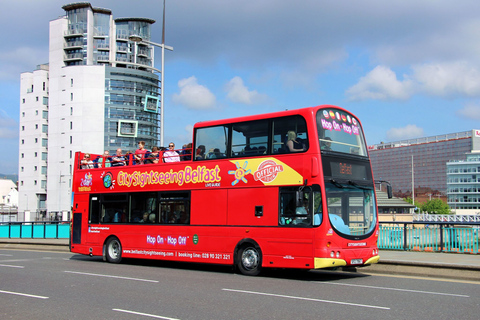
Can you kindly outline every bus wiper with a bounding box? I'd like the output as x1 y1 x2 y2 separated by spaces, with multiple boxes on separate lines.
348 180 370 190
330 179 344 188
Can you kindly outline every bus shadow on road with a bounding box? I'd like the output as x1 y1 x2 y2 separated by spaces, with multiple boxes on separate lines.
69 254 371 281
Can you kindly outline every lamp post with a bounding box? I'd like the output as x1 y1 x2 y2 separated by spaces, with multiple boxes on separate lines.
129 1 173 147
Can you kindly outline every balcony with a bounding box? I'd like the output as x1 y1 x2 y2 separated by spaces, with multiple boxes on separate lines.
64 53 84 62
64 41 84 49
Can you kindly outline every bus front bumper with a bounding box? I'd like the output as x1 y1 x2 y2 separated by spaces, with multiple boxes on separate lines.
314 255 379 269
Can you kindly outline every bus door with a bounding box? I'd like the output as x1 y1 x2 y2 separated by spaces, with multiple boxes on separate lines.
85 195 101 245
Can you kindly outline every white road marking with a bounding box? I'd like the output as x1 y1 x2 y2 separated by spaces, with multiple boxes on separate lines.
64 270 159 283
319 282 470 298
0 264 24 268
113 308 179 320
222 288 390 310
0 289 48 299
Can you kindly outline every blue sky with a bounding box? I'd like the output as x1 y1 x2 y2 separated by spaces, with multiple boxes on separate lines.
2 0 480 175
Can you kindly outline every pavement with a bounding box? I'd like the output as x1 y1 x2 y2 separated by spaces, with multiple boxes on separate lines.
0 238 479 281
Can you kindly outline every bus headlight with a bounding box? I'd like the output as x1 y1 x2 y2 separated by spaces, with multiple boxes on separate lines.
336 251 341 258
330 251 335 258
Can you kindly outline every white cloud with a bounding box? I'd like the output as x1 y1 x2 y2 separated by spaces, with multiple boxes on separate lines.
172 76 216 110
412 62 480 97
386 124 424 141
225 76 268 105
347 62 480 101
457 103 480 120
346 66 412 101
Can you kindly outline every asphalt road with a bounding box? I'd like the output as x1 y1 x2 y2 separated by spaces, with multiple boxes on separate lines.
1 249 479 320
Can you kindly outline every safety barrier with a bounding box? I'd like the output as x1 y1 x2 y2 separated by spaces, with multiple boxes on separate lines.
378 222 480 253
0 221 70 239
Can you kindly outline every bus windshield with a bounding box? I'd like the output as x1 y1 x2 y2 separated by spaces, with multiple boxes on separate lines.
317 108 367 156
325 181 376 237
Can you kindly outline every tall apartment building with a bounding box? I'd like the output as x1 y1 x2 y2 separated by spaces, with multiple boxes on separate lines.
19 2 162 220
368 130 480 199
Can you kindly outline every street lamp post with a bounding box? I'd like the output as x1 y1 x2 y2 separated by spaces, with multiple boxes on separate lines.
129 1 173 147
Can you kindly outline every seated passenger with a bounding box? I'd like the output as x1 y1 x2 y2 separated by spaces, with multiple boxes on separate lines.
180 143 192 161
140 212 150 223
81 154 94 169
145 146 160 164
97 150 111 168
163 142 180 162
321 137 332 151
286 131 304 152
196 145 206 160
111 148 126 166
134 141 148 164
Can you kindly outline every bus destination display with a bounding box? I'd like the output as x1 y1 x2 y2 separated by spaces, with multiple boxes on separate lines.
330 161 368 180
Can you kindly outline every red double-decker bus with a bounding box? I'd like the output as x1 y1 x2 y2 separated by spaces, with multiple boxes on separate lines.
70 105 389 275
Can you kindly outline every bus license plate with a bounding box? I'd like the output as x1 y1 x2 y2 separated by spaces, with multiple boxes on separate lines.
351 259 363 265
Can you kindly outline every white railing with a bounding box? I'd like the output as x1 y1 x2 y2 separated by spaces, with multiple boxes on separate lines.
414 213 480 223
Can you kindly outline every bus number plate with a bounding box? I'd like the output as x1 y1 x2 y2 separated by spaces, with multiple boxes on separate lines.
351 259 363 265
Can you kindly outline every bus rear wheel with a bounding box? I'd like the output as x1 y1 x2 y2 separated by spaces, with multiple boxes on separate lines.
237 245 262 276
106 237 122 263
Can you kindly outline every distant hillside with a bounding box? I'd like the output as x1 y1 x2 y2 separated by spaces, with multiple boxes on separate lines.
0 174 18 183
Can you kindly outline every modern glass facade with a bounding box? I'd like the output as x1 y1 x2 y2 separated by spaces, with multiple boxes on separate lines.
447 153 480 209
104 67 160 151
369 131 476 197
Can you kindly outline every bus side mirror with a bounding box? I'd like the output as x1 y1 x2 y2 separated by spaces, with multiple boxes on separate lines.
296 191 304 207
387 185 393 199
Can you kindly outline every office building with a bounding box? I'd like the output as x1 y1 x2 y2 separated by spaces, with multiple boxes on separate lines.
447 153 480 212
19 2 162 220
369 130 480 200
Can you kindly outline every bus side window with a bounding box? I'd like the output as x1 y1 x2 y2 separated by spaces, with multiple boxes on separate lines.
89 196 100 224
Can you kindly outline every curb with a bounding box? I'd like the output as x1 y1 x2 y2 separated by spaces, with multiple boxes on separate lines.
362 260 480 282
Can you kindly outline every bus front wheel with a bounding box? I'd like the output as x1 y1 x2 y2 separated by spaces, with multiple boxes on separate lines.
105 237 122 263
236 245 262 276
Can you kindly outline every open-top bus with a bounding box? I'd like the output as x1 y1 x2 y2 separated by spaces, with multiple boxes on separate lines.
71 105 388 275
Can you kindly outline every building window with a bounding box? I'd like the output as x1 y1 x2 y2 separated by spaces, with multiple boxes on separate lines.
22 112 25 117
35 124 38 129
42 110 48 119
35 138 38 143
22 99 25 104
70 136 73 144
42 138 48 147
36 96 39 102
36 110 39 116
43 97 48 105
71 78 74 87
21 153 24 158
35 152 38 157
43 82 46 91
71 93 73 101
34 180 37 186
21 139 24 144
41 166 47 174
34 166 38 171
70 107 73 115
42 124 48 133
21 181 23 186
22 126 25 131
41 180 47 189
42 152 47 160
70 121 73 130
21 167 24 172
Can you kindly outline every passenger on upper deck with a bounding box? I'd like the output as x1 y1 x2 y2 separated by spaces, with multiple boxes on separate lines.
196 145 206 160
134 141 148 164
163 142 180 162
97 150 111 168
81 153 94 169
180 143 192 161
145 146 160 164
111 148 126 166
286 131 305 152
321 137 332 151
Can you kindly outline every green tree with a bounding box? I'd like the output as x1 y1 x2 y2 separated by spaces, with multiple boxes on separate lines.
403 197 420 213
420 199 451 214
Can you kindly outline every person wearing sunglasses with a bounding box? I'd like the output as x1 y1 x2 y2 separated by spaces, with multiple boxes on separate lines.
163 142 180 162
81 153 94 169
